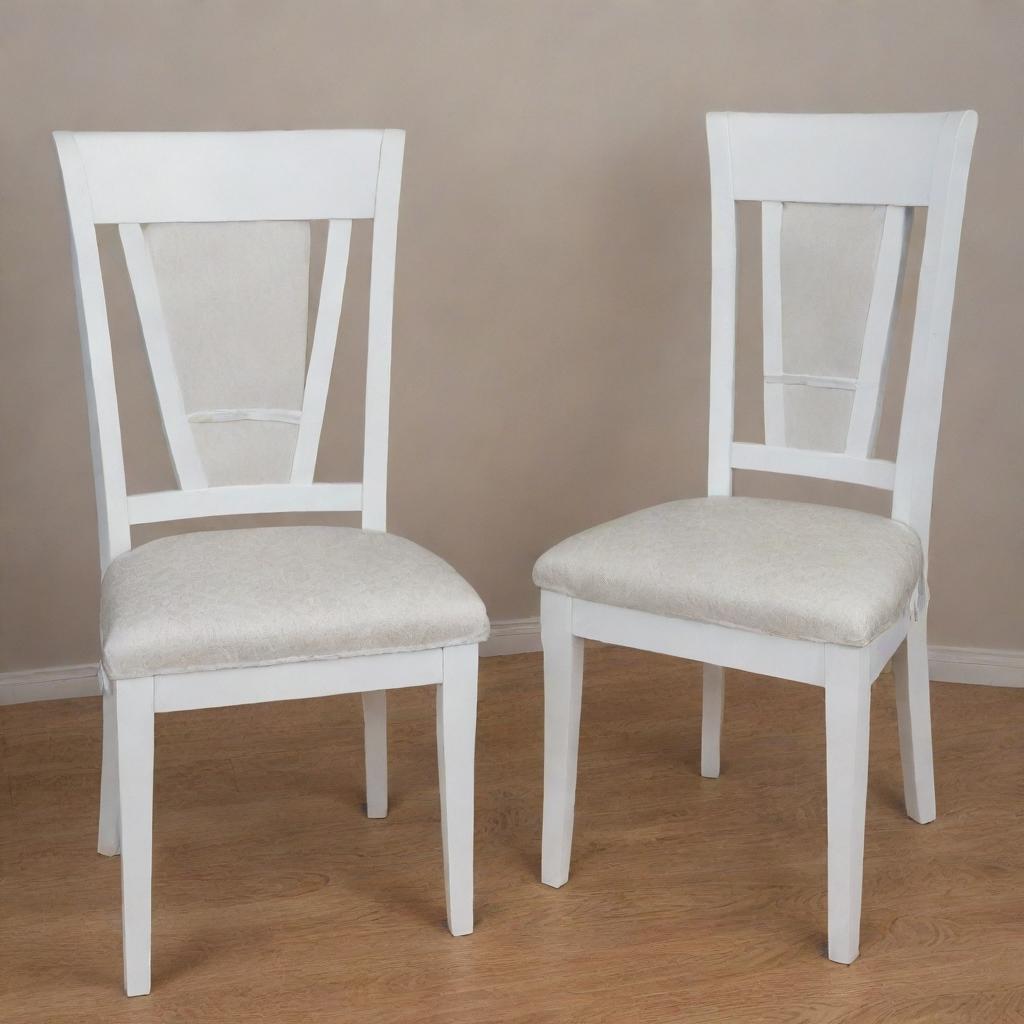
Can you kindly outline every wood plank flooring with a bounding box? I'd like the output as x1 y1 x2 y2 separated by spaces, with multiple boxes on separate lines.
1 645 1022 1023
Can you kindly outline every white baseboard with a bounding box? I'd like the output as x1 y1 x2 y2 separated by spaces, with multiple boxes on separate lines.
480 617 543 657
1 623 1020 706
0 663 103 705
927 645 1024 687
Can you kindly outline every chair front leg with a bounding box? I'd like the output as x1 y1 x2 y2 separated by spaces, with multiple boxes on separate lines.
437 643 478 936
893 615 936 824
700 663 725 778
361 690 388 818
540 590 584 888
823 647 872 964
98 673 121 856
114 677 155 997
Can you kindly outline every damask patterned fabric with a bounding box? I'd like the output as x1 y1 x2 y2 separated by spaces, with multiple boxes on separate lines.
102 526 490 679
533 497 922 647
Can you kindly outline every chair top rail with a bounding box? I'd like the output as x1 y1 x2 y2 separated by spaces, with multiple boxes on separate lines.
55 129 393 224
710 112 960 206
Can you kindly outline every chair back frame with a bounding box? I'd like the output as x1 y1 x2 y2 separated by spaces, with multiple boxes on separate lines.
54 129 406 571
705 111 977 563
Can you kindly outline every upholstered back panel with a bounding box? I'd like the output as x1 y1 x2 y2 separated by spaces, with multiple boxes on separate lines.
762 201 902 456
780 204 885 378
138 221 311 486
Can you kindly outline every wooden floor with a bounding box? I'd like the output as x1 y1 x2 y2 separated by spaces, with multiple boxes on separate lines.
1 646 1022 1023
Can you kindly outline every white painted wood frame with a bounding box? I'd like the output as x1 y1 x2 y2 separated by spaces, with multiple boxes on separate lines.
54 128 480 996
539 111 977 965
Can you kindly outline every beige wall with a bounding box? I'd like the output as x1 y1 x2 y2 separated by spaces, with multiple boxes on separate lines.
1 0 1022 672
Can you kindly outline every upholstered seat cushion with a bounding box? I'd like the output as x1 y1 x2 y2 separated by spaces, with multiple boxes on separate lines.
533 497 923 647
101 526 490 679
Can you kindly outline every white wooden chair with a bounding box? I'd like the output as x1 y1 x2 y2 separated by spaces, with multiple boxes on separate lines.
533 111 977 963
54 129 488 996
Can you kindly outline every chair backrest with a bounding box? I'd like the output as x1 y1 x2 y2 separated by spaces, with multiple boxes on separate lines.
705 111 977 559
54 129 405 570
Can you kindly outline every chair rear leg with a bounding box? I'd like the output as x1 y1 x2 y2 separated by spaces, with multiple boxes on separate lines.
437 644 478 936
893 616 936 824
98 677 121 856
701 664 725 778
823 647 872 964
361 690 388 818
540 590 585 888
114 677 155 997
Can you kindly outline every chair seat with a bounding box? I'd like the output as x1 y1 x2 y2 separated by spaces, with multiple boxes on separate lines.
101 526 490 679
533 497 924 647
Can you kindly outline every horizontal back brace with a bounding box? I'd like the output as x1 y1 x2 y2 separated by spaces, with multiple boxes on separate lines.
730 443 897 490
127 483 363 525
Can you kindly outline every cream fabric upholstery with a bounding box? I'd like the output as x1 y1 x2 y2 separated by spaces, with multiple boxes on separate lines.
775 202 885 453
782 385 855 452
533 497 923 647
780 203 884 378
102 526 490 679
144 221 310 486
188 420 300 486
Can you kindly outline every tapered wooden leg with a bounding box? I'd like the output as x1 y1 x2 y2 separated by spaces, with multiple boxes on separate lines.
98 676 121 856
361 690 388 818
437 644 478 936
893 617 936 824
540 590 585 889
115 677 155 997
701 664 725 778
824 647 872 965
